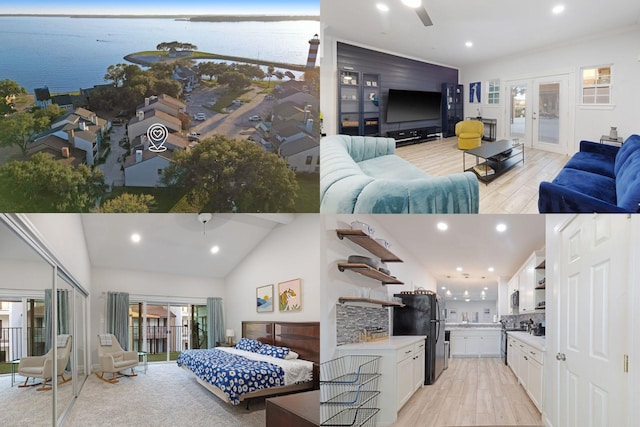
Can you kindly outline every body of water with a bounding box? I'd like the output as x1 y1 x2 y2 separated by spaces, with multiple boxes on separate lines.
0 16 319 93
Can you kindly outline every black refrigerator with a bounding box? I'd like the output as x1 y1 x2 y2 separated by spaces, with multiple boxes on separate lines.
393 291 446 385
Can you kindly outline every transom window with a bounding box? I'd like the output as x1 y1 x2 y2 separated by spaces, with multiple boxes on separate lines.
581 66 611 105
487 80 500 105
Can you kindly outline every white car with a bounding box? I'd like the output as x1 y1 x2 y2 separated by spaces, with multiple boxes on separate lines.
249 115 261 122
232 100 243 105
194 113 206 121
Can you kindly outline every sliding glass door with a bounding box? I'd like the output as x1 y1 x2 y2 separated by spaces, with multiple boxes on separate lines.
130 302 207 362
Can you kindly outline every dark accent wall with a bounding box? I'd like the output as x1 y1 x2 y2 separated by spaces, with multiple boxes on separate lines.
337 42 459 136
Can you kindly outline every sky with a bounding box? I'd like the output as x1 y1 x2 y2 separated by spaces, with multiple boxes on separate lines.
1 0 319 15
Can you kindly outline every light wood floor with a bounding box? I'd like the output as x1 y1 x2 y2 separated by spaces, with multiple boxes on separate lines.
394 358 543 427
396 138 569 214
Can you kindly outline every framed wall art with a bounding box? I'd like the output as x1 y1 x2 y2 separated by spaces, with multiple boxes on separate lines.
278 279 301 312
256 284 274 313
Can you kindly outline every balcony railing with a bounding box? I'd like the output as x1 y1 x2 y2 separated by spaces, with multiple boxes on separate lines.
129 325 206 355
0 326 46 363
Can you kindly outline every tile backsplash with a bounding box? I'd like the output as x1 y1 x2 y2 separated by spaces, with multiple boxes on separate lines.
501 312 546 329
336 304 389 346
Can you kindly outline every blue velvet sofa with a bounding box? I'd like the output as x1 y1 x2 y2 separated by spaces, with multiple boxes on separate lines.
320 134 479 213
538 134 640 213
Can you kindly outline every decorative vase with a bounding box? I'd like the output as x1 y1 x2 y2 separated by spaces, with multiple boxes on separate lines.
609 127 618 139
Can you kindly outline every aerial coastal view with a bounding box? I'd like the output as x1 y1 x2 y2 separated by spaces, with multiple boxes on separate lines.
0 0 320 212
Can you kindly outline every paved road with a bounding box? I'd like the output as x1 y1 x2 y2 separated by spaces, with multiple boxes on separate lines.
98 124 127 188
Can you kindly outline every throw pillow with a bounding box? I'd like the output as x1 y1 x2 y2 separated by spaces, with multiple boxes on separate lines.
257 344 290 359
235 337 263 352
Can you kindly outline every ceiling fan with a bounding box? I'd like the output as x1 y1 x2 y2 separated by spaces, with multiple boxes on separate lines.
402 0 434 26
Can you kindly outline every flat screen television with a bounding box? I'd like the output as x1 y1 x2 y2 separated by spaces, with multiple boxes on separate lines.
386 89 442 123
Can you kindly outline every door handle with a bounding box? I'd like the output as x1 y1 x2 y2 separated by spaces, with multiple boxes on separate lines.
556 353 566 361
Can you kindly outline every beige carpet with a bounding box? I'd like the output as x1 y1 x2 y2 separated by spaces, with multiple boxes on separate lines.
1 363 266 427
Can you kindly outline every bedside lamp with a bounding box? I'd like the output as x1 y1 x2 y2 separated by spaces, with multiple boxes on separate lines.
226 329 235 345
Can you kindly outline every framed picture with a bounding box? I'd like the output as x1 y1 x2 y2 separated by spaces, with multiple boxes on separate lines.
256 284 274 313
469 82 481 103
278 278 302 312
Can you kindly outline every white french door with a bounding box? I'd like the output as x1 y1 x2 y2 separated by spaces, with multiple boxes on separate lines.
557 215 629 427
506 74 570 154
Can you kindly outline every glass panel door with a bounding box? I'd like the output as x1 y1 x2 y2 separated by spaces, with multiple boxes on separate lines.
508 82 529 145
532 75 569 154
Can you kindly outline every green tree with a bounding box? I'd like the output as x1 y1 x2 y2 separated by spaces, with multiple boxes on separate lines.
150 62 174 80
104 63 127 87
233 64 265 80
0 153 106 212
0 112 50 156
100 193 156 213
153 79 182 99
163 135 298 212
217 71 251 90
0 79 26 99
123 64 143 84
197 62 228 81
33 104 66 123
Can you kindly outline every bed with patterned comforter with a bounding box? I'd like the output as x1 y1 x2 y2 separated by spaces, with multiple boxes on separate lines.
176 347 312 405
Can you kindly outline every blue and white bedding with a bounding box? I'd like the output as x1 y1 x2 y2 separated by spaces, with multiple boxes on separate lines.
177 347 313 405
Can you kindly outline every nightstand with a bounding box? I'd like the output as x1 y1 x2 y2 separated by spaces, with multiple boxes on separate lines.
216 341 236 347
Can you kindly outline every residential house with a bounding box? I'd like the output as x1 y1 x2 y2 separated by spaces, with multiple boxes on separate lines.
136 94 186 118
30 108 107 165
51 94 74 111
33 87 51 108
123 149 174 187
127 109 182 142
279 134 320 173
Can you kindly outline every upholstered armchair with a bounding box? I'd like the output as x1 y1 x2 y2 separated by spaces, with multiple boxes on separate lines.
455 120 484 149
18 334 72 391
96 334 138 383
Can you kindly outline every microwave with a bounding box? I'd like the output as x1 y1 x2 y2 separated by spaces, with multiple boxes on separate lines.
510 290 519 308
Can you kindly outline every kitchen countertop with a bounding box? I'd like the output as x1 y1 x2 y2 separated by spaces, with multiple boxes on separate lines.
446 324 501 330
338 335 426 351
507 331 546 351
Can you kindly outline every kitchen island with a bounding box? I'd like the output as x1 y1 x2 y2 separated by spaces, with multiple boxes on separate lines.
338 336 426 426
446 323 501 357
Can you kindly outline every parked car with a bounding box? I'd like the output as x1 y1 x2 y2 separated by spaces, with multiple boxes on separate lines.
249 115 261 122
232 100 243 105
265 95 274 100
194 113 206 121
188 132 200 141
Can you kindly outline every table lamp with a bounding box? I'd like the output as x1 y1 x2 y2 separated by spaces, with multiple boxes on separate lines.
226 329 235 345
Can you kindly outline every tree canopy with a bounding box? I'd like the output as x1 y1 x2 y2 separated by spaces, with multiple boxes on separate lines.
100 193 156 213
217 71 252 90
0 153 106 212
0 79 26 99
156 41 198 51
0 112 50 156
163 135 298 212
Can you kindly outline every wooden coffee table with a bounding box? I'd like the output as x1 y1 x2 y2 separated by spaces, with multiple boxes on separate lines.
463 139 524 184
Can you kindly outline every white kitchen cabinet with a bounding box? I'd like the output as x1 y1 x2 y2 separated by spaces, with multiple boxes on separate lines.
507 332 545 412
518 253 537 313
450 329 500 357
338 336 426 426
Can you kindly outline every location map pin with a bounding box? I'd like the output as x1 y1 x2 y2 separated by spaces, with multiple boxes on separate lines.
147 123 169 153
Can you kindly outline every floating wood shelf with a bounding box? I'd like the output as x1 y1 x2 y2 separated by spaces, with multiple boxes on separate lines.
336 229 403 263
535 260 546 269
338 296 405 308
535 306 546 310
535 285 546 290
337 262 404 285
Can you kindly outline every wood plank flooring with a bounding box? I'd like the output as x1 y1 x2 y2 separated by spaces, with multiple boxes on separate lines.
396 138 569 214
394 358 543 427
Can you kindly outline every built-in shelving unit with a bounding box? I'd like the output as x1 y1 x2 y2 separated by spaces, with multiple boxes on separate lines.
337 263 404 285
336 229 403 263
535 258 546 310
338 296 405 308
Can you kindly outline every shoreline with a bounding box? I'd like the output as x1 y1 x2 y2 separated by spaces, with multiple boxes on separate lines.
0 14 319 21
124 51 309 72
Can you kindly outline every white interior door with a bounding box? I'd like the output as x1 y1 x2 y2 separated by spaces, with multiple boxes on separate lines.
558 215 629 427
506 80 530 146
532 75 569 154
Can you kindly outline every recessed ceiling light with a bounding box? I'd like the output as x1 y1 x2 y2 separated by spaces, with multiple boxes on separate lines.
465 298 470 302
552 5 565 14
402 0 421 8
496 223 507 232
210 245 220 254
484 287 489 290
130 233 141 243
446 290 452 296
437 222 448 231
488 267 495 272
456 267 463 272
464 290 469 296
481 290 486 296
465 41 473 48
441 286 446 290
453 297 457 300
376 3 389 12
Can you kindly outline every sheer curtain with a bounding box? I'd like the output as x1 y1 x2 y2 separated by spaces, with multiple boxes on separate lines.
44 289 70 352
206 297 224 348
107 292 130 350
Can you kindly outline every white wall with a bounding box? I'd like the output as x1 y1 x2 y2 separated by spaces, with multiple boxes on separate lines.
320 214 437 361
461 26 640 154
445 299 498 323
224 215 321 343
0 259 52 294
125 156 170 187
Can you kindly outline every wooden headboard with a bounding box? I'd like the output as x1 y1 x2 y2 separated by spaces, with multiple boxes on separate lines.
241 321 320 365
